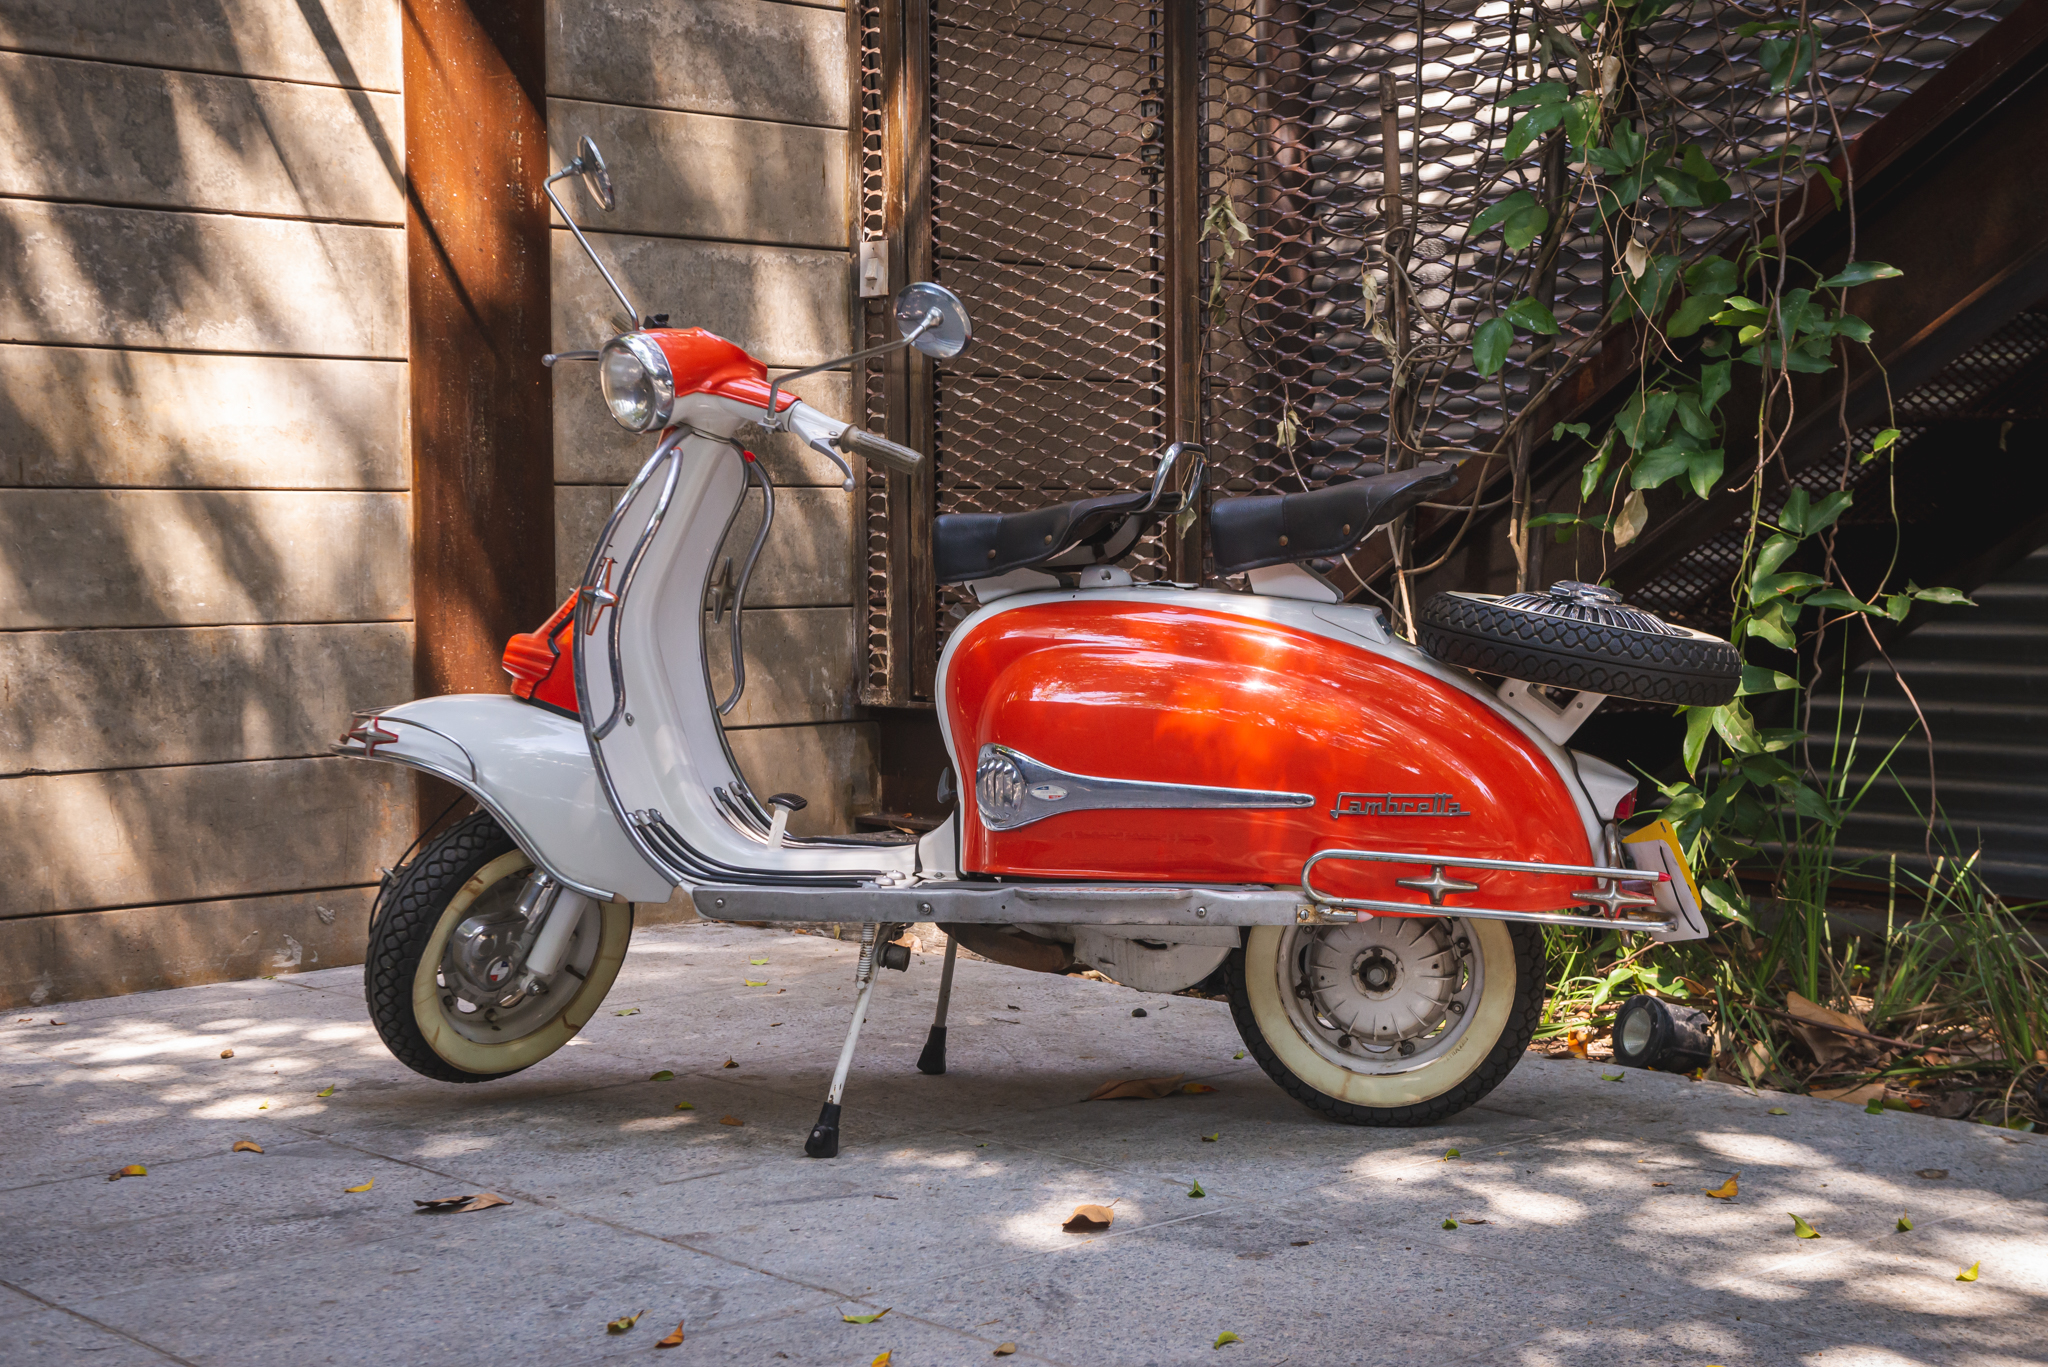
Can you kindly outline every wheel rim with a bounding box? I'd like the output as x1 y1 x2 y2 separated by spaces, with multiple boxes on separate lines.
433 865 605 1046
1278 918 1483 1076
408 850 633 1074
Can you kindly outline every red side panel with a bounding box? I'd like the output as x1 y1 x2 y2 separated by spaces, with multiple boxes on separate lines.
502 591 581 716
942 601 1592 908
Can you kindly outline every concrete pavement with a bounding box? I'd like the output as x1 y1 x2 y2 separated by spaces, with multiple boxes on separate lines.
3 921 2045 1366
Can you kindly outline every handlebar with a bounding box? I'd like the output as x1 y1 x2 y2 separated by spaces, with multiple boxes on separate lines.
834 425 925 476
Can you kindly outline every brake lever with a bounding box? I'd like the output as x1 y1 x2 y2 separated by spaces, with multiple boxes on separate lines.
802 436 858 492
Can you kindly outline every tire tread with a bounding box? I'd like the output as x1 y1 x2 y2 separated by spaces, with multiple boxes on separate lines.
363 810 521 1084
1226 923 1545 1127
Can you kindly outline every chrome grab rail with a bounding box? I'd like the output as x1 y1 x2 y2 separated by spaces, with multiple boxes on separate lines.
1300 846 1671 933
578 426 689 740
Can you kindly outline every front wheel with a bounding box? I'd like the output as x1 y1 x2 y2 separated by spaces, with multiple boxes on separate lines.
365 809 632 1083
1228 917 1542 1126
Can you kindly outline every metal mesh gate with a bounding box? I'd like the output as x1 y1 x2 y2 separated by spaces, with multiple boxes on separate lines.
860 0 2020 703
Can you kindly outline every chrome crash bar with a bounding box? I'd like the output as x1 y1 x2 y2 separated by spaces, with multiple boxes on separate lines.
1299 846 1673 933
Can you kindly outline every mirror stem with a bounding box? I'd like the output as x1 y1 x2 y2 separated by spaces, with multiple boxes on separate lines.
544 171 638 324
759 310 940 432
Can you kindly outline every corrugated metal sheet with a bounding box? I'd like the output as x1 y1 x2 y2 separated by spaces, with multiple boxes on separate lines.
1814 545 2048 900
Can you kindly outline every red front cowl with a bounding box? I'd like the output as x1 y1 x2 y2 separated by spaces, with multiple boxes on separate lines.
502 591 581 716
942 600 1593 908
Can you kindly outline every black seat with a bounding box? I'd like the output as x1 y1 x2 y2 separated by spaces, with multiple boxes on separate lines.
1209 462 1459 576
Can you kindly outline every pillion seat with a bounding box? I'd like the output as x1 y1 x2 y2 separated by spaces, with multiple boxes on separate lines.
1208 462 1457 576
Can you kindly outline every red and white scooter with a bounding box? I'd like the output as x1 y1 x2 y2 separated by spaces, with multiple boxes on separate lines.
339 141 1739 1154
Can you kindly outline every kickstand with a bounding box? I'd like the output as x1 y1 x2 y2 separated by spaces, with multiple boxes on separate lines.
916 933 958 1075
806 923 885 1158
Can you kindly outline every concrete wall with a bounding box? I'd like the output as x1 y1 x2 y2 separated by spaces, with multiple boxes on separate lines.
0 1 413 1005
547 0 872 836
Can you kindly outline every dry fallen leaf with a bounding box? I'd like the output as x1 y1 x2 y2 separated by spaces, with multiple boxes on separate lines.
1188 1179 1206 1198
1897 1212 1914 1231
607 1310 645 1334
1789 1213 1820 1238
1214 1332 1242 1349
994 1344 1017 1357
1957 1261 1981 1282
1811 1080 1886 1106
872 1353 892 1367
719 1115 744 1127
413 1193 510 1214
108 1164 146 1181
656 1319 685 1349
1063 1204 1114 1232
232 1141 263 1154
1567 1030 1589 1059
1652 1182 1671 1187
1181 1083 1218 1095
315 1085 335 1098
722 1058 739 1069
1784 991 1874 1070
1917 1169 1949 1180
650 1070 674 1081
220 1049 234 1059
1086 1073 1185 1101
1704 1174 1739 1200
344 1180 374 1193
841 1308 891 1324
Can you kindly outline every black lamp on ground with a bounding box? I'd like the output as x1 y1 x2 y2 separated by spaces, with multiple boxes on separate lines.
1611 994 1715 1073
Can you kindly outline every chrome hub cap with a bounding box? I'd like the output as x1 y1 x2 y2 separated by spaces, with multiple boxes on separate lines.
1279 917 1482 1074
435 874 600 1043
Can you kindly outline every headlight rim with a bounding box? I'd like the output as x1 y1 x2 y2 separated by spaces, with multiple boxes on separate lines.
598 331 676 433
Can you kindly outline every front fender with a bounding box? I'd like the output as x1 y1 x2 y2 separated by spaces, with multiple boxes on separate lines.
336 695 674 903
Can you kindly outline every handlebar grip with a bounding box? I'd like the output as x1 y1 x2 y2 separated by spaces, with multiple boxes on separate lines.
834 425 925 476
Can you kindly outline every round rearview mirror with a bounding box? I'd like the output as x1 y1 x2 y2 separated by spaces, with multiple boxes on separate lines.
893 282 971 359
576 136 616 212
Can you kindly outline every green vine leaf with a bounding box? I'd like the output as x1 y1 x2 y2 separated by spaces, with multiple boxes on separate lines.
1681 706 1716 777
1472 316 1514 376
1504 297 1561 334
1738 665 1797 696
1819 261 1904 289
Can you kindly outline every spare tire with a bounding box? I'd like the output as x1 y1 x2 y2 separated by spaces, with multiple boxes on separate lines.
1418 582 1740 706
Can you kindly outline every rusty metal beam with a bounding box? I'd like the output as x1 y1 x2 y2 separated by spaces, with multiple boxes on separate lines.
1162 0 1205 579
404 0 552 767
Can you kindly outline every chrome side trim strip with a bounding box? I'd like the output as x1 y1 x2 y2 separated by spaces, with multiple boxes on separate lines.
974 743 1315 831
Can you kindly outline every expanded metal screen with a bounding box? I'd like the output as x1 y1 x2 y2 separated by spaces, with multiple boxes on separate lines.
860 0 2020 701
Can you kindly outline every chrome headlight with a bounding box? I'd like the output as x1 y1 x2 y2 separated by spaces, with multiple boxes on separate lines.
598 332 674 432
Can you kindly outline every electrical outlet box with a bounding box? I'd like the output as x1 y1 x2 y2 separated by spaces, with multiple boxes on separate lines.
858 238 888 298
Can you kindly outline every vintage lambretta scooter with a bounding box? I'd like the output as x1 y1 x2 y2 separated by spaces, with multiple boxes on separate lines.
339 140 1742 1155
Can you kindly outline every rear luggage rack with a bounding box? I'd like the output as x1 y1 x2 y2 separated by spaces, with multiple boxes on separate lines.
1300 847 1673 933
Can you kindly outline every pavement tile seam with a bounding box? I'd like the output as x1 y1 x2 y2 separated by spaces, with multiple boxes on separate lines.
0 1277 197 1366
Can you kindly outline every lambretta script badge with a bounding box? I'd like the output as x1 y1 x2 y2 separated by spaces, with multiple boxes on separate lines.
1330 792 1470 818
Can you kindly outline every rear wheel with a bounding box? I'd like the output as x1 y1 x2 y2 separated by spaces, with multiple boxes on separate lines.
1228 917 1541 1125
365 810 632 1082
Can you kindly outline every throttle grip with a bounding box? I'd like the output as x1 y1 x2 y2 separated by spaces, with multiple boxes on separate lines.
834 425 925 475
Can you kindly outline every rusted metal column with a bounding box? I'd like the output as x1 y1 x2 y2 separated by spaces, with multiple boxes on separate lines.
404 0 553 778
1163 0 1207 580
